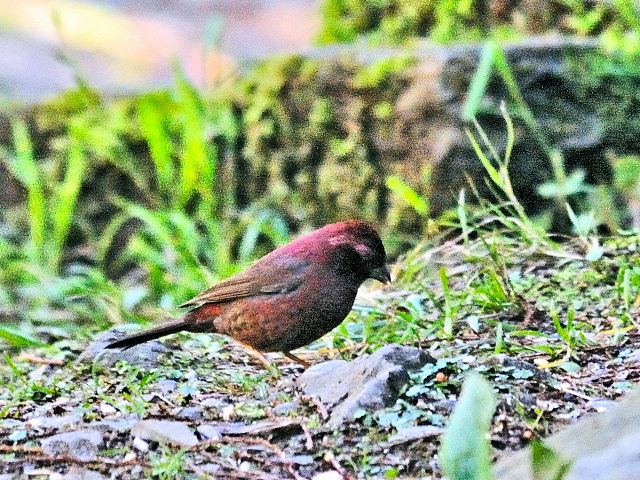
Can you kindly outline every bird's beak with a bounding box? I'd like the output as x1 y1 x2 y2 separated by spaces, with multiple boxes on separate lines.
370 265 391 284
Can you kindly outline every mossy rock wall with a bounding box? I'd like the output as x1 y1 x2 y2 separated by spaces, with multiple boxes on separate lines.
229 37 639 235
2 37 639 259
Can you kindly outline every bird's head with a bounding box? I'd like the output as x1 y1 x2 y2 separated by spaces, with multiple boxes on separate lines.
322 220 391 285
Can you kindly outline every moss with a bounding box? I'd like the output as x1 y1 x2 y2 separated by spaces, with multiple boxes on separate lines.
317 0 637 45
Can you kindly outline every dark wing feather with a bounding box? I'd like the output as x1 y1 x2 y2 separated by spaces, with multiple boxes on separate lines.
180 255 310 309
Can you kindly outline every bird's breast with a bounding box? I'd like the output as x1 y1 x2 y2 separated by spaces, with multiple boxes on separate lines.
215 274 360 352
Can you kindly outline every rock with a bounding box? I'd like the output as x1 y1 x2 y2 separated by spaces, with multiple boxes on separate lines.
76 326 168 368
65 467 108 480
156 379 178 394
131 420 198 448
277 455 314 466
312 472 343 480
195 420 300 437
40 430 103 461
586 398 619 413
197 424 223 441
273 401 301 416
27 414 82 430
494 387 640 480
566 431 640 480
199 464 223 474
89 415 138 432
386 425 444 447
297 344 432 426
132 436 149 452
99 403 117 416
176 407 204 421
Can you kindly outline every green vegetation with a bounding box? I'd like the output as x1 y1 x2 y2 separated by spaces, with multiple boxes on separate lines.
318 0 640 45
1 0 640 477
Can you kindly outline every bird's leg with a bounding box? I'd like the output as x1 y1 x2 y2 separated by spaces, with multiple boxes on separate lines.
239 343 280 375
282 351 311 369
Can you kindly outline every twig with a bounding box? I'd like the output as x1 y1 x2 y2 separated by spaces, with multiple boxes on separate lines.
18 354 65 366
300 421 314 450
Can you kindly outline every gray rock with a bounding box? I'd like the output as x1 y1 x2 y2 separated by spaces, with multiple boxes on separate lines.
88 415 138 432
27 414 81 430
278 455 314 466
195 420 297 437
312 472 343 480
76 326 168 368
567 431 640 480
197 424 223 441
199 464 223 474
0 419 23 430
156 379 178 394
131 419 198 448
297 344 432 426
273 401 301 416
177 406 204 421
386 425 444 447
40 430 103 461
494 387 640 480
65 467 108 480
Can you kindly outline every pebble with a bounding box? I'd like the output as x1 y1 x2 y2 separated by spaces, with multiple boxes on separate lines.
99 403 117 416
312 472 344 480
131 419 198 448
40 430 103 461
133 436 149 452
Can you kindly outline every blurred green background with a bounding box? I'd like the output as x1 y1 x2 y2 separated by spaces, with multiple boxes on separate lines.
1 0 639 348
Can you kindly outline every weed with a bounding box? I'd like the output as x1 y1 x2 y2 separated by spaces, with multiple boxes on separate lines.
149 446 187 480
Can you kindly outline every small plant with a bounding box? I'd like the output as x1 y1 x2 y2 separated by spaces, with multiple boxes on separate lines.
149 446 187 480
439 373 496 480
2 120 86 272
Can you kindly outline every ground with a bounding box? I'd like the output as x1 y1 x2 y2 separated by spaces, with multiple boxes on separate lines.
1 232 639 479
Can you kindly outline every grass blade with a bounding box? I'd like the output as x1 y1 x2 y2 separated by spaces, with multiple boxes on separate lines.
440 373 496 480
462 41 497 122
50 132 86 270
138 93 174 196
9 120 46 265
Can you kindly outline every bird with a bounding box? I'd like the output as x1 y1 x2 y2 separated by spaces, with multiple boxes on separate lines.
105 220 390 367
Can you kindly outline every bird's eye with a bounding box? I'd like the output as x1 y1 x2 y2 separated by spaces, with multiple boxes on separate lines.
353 243 374 258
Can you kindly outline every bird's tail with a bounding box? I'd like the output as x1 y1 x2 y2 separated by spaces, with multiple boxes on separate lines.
105 318 192 350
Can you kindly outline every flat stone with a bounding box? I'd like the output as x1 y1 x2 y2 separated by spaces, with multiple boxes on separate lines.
88 415 138 432
177 407 204 421
196 424 223 441
386 425 444 447
156 379 178 394
297 344 432 426
273 401 301 416
131 420 198 448
76 326 168 368
277 455 314 466
494 387 640 480
65 467 108 480
40 430 103 461
27 415 81 430
312 472 343 480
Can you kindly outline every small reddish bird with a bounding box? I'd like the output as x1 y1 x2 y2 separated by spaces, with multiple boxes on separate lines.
106 220 390 366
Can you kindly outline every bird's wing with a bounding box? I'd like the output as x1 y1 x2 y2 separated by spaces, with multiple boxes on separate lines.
179 255 310 309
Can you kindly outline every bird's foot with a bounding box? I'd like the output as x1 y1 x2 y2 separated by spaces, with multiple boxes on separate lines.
282 351 311 369
240 344 281 376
